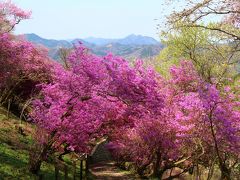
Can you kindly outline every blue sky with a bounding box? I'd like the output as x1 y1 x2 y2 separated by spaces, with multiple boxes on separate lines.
12 0 183 40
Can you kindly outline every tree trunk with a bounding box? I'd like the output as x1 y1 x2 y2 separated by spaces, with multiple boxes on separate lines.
208 110 231 180
137 165 148 177
29 139 53 175
151 170 163 180
220 165 231 180
152 151 163 179
29 158 42 175
207 157 216 180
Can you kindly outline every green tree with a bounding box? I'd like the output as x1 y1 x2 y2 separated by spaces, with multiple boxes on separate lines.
157 22 240 85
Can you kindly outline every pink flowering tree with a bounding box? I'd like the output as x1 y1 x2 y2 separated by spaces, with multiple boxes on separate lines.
0 0 31 33
0 1 51 118
0 33 53 116
169 61 240 179
108 61 201 178
109 61 240 179
197 85 240 179
30 45 164 174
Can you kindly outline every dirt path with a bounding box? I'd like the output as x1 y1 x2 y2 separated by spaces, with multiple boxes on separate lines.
89 161 140 180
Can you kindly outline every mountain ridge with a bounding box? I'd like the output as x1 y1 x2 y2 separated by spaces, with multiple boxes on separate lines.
22 33 163 60
24 33 160 46
82 34 160 46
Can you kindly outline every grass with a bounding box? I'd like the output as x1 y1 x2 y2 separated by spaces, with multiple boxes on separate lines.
0 107 76 179
0 143 33 179
0 107 35 179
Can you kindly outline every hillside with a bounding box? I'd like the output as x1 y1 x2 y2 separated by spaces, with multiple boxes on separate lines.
23 33 163 60
0 107 57 179
24 33 72 49
0 107 83 179
90 43 162 59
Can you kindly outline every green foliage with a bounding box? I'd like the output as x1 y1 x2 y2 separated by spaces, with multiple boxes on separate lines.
153 50 179 78
157 22 240 83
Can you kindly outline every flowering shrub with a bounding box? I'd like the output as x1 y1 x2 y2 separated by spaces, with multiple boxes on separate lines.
109 61 240 178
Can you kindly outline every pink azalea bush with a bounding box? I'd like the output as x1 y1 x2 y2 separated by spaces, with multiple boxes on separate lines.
0 33 53 108
108 61 240 178
32 45 164 153
0 2 53 116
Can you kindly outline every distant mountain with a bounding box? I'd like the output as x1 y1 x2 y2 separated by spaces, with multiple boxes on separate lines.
89 43 162 59
23 33 163 60
82 34 159 46
24 33 72 49
71 38 96 48
117 34 159 45
83 37 116 46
